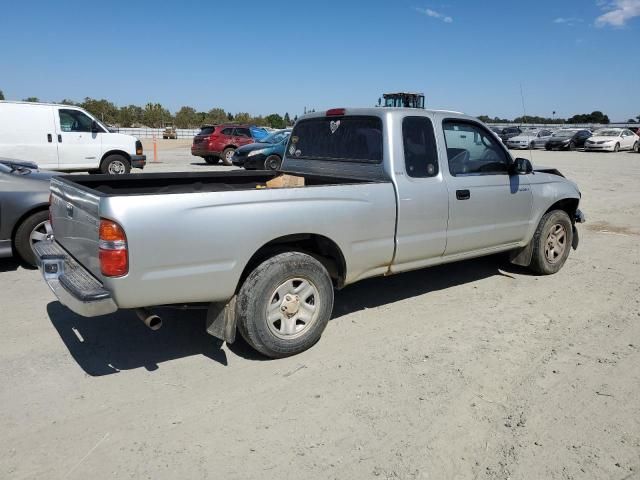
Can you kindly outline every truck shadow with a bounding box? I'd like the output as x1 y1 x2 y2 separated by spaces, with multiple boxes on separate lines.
0 258 20 273
46 303 227 376
331 255 520 318
46 255 523 371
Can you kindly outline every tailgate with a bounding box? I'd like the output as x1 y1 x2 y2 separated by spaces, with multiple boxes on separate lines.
50 177 102 279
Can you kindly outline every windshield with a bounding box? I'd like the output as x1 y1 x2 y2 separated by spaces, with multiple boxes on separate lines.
594 129 621 137
552 130 577 138
289 116 383 163
261 130 291 144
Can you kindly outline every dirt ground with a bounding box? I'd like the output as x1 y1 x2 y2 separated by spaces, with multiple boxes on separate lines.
1 147 639 480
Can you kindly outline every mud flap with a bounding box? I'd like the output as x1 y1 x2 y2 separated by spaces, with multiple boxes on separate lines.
206 296 237 344
509 241 533 267
572 225 579 250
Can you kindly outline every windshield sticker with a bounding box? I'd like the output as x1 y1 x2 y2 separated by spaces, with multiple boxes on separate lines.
295 149 302 157
291 136 299 144
330 120 341 134
289 145 296 155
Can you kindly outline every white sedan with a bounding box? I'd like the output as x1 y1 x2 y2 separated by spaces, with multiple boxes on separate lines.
584 128 639 152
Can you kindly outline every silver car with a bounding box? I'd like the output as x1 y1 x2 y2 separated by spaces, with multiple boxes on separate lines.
506 129 554 149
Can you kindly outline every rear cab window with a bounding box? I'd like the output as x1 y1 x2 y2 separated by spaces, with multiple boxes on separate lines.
288 116 383 163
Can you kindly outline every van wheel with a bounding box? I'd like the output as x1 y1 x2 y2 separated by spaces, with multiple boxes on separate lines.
14 211 51 267
204 156 219 165
221 148 235 166
101 154 130 175
264 155 282 170
528 210 573 275
236 252 334 358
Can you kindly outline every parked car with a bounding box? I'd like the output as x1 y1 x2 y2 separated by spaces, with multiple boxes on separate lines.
545 129 592 150
162 126 177 139
584 128 639 152
0 101 145 174
506 129 554 149
0 159 62 266
232 129 292 170
191 124 270 165
499 126 523 143
35 107 584 359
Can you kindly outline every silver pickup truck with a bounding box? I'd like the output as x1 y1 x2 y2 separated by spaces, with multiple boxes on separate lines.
35 108 584 358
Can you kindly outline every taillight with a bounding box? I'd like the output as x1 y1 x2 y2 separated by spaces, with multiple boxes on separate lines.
99 219 128 277
326 108 345 116
135 140 143 156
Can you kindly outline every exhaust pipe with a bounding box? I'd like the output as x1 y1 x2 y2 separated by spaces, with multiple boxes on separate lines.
135 308 163 331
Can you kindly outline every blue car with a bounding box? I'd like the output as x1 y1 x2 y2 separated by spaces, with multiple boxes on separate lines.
232 129 292 170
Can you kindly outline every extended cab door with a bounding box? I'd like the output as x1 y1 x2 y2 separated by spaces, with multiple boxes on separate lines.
391 115 449 270
440 118 532 256
55 107 103 170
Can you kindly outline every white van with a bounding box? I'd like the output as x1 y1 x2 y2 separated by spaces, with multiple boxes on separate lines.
0 101 146 174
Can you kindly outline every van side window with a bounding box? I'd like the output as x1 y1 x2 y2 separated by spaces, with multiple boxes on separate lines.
443 120 510 176
59 109 93 133
402 116 439 178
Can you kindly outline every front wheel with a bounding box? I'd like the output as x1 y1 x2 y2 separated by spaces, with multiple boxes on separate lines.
14 210 51 267
528 210 573 275
632 141 639 153
614 143 620 153
568 141 576 151
529 141 536 150
264 155 282 170
545 145 552 151
221 148 235 166
101 154 131 175
236 252 334 358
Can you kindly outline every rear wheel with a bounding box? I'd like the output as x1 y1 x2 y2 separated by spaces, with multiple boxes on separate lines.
222 148 235 166
545 145 552 151
204 156 219 165
236 252 334 358
101 154 130 175
528 210 573 275
14 210 51 267
264 155 282 171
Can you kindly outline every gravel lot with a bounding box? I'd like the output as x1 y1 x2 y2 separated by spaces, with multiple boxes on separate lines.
1 142 639 480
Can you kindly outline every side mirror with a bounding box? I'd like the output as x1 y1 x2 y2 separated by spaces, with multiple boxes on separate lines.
91 121 100 133
512 157 533 175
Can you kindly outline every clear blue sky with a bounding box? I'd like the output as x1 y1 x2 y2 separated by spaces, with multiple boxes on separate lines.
1 0 639 121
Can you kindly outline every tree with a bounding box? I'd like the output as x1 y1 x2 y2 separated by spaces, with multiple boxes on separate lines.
59 99 78 106
204 108 228 125
143 102 172 127
265 113 285 129
118 105 144 127
284 112 291 126
81 97 119 124
23 97 39 102
0 90 4 100
636 114 640 122
174 106 199 128
233 112 251 124
628 119 637 124
227 112 234 121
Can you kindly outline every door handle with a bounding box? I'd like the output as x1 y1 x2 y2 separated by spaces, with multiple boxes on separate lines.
58 134 62 143
47 134 52 143
456 189 471 200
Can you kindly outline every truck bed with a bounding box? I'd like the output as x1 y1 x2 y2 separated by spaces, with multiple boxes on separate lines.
61 171 382 196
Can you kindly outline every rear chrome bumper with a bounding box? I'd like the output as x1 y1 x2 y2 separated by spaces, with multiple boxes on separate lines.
34 241 118 317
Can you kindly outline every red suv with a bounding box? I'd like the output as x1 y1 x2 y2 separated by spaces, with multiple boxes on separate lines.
191 125 263 165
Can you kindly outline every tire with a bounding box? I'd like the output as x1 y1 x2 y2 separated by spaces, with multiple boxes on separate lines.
614 143 620 153
529 141 536 150
204 156 219 165
545 145 552 151
221 147 235 166
163 136 167 139
633 141 639 153
264 155 282 171
568 141 576 151
14 210 51 267
236 252 334 358
528 210 573 275
101 154 130 175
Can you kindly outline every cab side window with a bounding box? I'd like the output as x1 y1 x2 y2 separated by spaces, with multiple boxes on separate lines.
59 109 93 133
402 116 439 178
443 120 510 176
